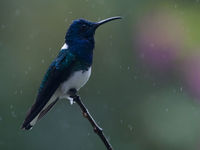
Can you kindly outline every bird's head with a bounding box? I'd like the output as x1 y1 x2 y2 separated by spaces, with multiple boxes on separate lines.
65 16 122 46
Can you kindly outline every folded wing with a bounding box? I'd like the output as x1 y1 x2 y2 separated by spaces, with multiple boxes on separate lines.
21 50 76 130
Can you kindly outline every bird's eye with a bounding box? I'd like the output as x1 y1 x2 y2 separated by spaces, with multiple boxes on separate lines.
81 24 87 31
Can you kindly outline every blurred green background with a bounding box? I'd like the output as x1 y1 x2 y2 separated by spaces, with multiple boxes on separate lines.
1 0 200 150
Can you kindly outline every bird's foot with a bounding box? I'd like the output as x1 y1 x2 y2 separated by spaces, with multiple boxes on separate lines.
68 97 75 105
68 88 79 104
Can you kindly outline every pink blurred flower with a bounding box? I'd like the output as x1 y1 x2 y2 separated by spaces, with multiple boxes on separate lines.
135 12 185 73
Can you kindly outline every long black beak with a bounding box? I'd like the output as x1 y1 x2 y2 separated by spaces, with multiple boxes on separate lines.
95 16 122 28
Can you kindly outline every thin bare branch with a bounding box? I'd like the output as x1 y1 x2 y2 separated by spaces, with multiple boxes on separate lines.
72 95 113 150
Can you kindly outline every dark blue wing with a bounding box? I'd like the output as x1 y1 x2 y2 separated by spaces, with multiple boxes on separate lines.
22 49 76 129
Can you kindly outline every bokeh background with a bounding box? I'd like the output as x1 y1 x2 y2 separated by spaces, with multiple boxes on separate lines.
1 0 200 150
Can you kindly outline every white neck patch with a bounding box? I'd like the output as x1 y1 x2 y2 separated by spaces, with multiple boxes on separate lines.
61 43 68 50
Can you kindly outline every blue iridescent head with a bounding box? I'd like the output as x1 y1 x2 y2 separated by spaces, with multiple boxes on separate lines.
65 16 122 47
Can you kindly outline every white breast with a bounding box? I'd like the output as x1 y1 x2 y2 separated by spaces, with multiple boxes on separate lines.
60 67 91 97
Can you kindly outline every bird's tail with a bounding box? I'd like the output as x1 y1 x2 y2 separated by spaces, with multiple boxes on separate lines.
21 106 39 130
21 98 59 130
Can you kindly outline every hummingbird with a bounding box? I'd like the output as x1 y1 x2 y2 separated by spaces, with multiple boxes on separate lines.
21 16 122 130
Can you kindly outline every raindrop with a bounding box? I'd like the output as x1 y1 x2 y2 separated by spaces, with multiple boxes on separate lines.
20 90 23 95
29 33 34 39
25 71 28 75
26 46 30 51
97 90 101 95
180 87 183 92
10 105 13 109
107 136 111 141
11 111 17 118
165 108 169 112
149 43 155 48
91 4 95 9
41 59 45 64
64 18 68 22
140 53 145 59
15 9 21 16
173 88 176 93
1 24 6 30
14 90 17 95
0 116 2 121
128 124 133 131
62 122 70 129
127 66 130 70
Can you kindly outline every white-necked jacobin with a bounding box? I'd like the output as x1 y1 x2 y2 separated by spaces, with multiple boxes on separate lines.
21 16 122 130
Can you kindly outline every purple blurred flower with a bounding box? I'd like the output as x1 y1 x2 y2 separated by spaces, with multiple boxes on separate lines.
135 12 184 73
